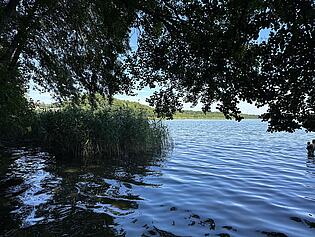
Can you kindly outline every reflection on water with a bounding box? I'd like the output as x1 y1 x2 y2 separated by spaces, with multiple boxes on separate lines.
0 147 165 236
1 120 315 237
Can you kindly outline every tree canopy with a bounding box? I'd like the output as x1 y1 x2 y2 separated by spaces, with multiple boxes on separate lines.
1 0 314 132
1 0 138 103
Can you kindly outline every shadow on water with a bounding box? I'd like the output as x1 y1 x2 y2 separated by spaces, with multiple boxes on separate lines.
0 146 169 236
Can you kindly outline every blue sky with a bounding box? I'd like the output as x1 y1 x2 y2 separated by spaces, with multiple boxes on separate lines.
28 28 270 115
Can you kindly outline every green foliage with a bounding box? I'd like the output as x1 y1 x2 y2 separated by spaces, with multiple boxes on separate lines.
79 94 154 116
1 0 137 103
1 0 314 132
30 107 168 161
132 0 315 132
0 68 34 141
43 96 258 120
173 111 258 120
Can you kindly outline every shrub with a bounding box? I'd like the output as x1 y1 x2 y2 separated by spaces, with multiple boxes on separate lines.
0 74 35 143
30 107 168 161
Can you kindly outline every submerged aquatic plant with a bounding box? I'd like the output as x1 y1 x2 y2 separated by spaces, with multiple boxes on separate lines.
30 107 168 161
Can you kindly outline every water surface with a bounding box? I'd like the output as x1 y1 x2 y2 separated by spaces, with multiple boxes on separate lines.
1 120 315 236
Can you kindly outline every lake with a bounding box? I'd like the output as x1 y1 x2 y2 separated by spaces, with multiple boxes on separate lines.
1 120 315 236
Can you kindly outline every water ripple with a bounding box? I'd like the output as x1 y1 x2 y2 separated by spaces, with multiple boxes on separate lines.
1 120 315 236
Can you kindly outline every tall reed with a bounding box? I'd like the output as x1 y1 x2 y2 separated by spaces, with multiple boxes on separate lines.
30 107 168 161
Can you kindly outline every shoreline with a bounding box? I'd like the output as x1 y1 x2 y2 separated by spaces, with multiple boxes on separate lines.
171 117 258 120
151 117 259 121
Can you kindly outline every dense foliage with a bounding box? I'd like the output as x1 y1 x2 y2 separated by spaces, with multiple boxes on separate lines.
133 0 314 132
1 0 314 132
30 107 168 160
0 67 34 141
65 96 258 119
1 0 137 103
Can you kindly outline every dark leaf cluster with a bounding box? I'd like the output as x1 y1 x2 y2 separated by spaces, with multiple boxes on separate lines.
1 0 314 132
133 0 315 132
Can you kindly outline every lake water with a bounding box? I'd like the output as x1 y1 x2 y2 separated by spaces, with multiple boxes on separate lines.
1 120 315 236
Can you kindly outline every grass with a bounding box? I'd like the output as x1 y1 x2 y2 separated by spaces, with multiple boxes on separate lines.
30 107 168 161
2 94 257 162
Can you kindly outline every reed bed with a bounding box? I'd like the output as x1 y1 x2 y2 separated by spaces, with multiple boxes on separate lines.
30 107 168 161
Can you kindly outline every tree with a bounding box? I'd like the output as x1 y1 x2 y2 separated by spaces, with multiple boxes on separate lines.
0 65 34 140
1 0 139 104
1 0 314 132
132 0 315 132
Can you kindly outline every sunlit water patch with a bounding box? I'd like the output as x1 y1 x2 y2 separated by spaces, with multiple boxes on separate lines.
0 149 61 231
1 120 315 236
